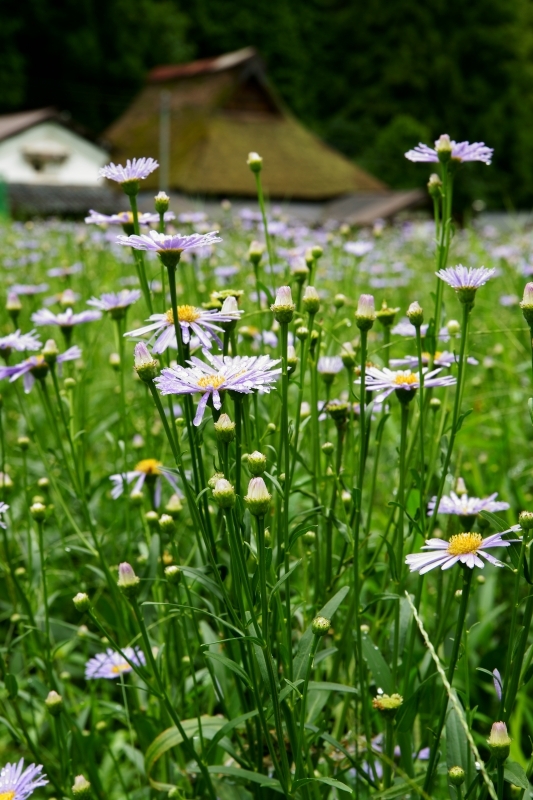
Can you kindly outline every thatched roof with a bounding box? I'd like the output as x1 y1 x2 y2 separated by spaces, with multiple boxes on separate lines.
104 48 386 200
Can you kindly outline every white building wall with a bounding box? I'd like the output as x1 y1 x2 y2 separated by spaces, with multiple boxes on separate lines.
0 121 108 185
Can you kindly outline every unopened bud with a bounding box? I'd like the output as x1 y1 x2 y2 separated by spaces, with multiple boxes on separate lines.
295 326 308 341
30 502 46 522
341 343 356 369
311 616 331 636
17 436 30 451
487 721 511 761
212 478 236 509
214 413 236 443
134 342 158 382
248 451 267 476
302 286 320 314
159 513 176 533
154 191 170 213
436 134 453 162
519 510 533 530
165 565 182 585
247 240 265 265
428 173 443 198
372 693 403 717
447 319 461 336
521 282 533 327
271 286 295 323
322 441 334 456
72 775 91 797
45 690 63 716
42 339 59 365
117 562 140 598
244 477 272 516
333 293 346 309
406 301 424 327
448 766 465 787
145 510 159 528
73 592 90 612
376 300 400 328
355 294 376 330
247 152 263 173
165 493 183 517
302 530 316 545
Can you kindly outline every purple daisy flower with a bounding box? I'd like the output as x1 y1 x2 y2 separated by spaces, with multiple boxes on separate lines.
364 366 456 403
390 351 478 369
31 308 102 329
117 229 222 255
87 290 141 316
391 319 451 341
85 646 146 679
405 526 521 574
10 283 49 296
344 241 374 257
47 263 82 278
405 135 493 165
0 346 81 393
436 265 496 290
109 458 181 507
85 209 175 226
155 351 281 425
99 157 159 184
125 298 242 352
0 330 42 356
317 356 344 377
0 759 48 799
427 491 510 517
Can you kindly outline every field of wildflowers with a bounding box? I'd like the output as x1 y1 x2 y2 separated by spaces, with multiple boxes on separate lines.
1 137 533 800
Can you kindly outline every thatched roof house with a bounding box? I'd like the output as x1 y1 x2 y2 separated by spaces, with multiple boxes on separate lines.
104 48 387 200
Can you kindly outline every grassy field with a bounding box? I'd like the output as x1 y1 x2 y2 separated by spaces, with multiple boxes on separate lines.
0 167 532 800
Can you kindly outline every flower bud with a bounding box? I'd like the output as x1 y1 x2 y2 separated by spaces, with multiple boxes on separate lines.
311 616 331 636
447 319 461 336
72 775 91 798
341 490 352 511
406 301 424 327
291 260 309 284
322 441 334 456
355 294 376 331
429 397 441 412
145 510 159 528
341 342 356 369
295 326 308 341
487 721 511 761
134 342 158 382
372 693 403 717
333 293 346 309
326 400 349 426
214 413 236 443
42 338 59 365
448 766 465 787
376 300 400 328
73 592 91 612
17 436 30 451
165 493 183 517
159 513 176 533
117 562 140 598
129 490 144 507
519 510 533 530
521 282 533 327
248 450 267 476
212 478 236 509
154 191 170 214
271 286 295 323
64 377 76 390
428 173 443 198
208 471 225 489
302 286 320 314
109 353 120 371
6 291 22 316
455 477 467 496
30 502 46 522
311 245 323 260
165 565 182 585
45 690 63 717
302 530 316 545
287 345 298 374
247 240 265 265
244 477 272 516
247 152 263 173
436 134 453 162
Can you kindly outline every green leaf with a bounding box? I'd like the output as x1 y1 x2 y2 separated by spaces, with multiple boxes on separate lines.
362 593 399 613
203 652 252 687
361 633 393 694
5 673 18 699
292 776 353 794
445 694 473 788
308 681 358 694
205 710 259 760
454 408 473 433
504 760 529 789
269 559 302 602
528 397 533 426
205 765 283 793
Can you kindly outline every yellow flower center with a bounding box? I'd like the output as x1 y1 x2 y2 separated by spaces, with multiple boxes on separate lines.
393 371 418 385
110 663 131 674
0 792 16 800
134 458 162 475
121 211 134 223
447 532 483 556
197 375 226 390
165 305 201 325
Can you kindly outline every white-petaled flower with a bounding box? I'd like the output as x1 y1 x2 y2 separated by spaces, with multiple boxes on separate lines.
10 283 48 296
85 209 175 226
436 265 496 291
390 351 478 369
116 229 222 255
31 308 102 328
0 347 81 393
405 136 493 164
365 366 456 403
427 491 510 517
391 319 450 341
344 241 374 257
317 356 344 375
85 647 146 679
109 458 181 507
0 330 41 356
87 290 141 317
0 759 48 800
99 157 159 183
155 351 281 425
125 301 242 352
0 501 9 529
405 526 521 574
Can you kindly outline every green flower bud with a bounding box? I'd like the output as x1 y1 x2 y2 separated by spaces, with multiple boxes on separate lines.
311 616 331 636
159 513 176 533
248 450 267 476
45 690 64 717
247 152 263 173
165 565 182 585
117 562 140 599
214 413 236 443
212 478 236 509
372 693 403 717
487 721 511 761
72 775 92 798
73 592 91 612
302 286 320 314
244 477 271 517
448 766 465 787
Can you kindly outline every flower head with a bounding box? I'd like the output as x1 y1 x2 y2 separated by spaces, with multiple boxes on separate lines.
87 290 141 318
99 157 159 184
356 293 376 330
125 302 242 352
0 346 81 393
365 366 456 404
31 308 102 328
116 230 222 267
428 490 510 518
436 265 495 306
0 330 41 357
0 759 48 800
405 137 493 165
405 526 520 574
390 351 478 370
317 356 343 376
85 647 145 679
487 721 511 761
109 458 180 507
85 209 174 226
155 351 281 425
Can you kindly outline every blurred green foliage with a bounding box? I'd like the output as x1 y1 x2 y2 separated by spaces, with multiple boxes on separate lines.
2 0 533 206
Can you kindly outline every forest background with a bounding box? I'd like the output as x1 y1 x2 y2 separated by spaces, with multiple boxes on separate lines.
2 0 532 208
